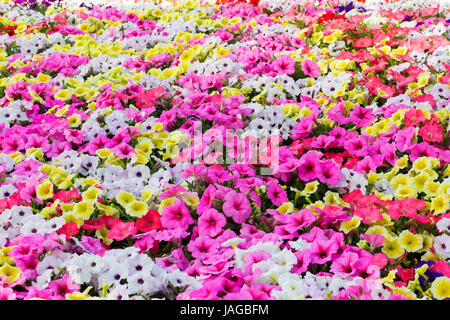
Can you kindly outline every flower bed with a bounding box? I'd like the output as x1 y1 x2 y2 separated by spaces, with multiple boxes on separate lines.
0 0 449 300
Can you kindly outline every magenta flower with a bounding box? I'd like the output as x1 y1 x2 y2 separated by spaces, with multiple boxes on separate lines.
316 160 341 185
301 59 321 78
292 250 312 275
267 181 288 206
297 150 322 182
47 274 79 299
161 199 194 230
348 105 375 128
222 190 252 224
197 184 217 215
330 251 359 277
272 55 296 75
198 208 226 238
187 236 220 260
309 238 339 264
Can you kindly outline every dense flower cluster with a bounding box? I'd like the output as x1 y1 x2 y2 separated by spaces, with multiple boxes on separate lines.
0 0 449 300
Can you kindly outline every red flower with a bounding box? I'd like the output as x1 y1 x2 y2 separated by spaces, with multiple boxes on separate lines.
396 266 414 282
136 209 162 233
54 189 81 203
57 222 79 240
81 215 121 230
404 108 426 127
108 221 137 241
418 124 444 144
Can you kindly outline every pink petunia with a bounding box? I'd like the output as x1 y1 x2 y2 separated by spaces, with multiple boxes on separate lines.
198 208 226 238
301 59 321 78
222 190 252 224
272 55 296 75
266 181 288 206
161 199 194 231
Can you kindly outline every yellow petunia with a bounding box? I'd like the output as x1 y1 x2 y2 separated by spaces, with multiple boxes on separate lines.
116 191 135 208
0 263 21 285
125 200 149 218
382 237 405 259
36 180 54 201
398 230 423 252
73 200 95 220
431 277 450 300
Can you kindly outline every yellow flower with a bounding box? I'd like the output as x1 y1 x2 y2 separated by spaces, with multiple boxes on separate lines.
431 277 450 300
412 173 429 193
392 287 417 300
382 237 405 259
366 225 393 239
394 186 417 200
96 148 113 159
116 191 135 207
431 195 448 214
398 230 423 252
66 287 93 300
36 73 50 83
412 157 432 172
96 202 119 217
54 89 72 101
182 192 199 208
82 187 103 202
339 216 361 233
36 180 54 201
419 232 434 253
277 202 294 214
141 188 155 203
68 114 82 128
391 174 411 189
424 181 440 198
0 264 21 285
96 227 113 245
73 200 95 220
125 200 149 218
159 197 175 212
300 181 319 197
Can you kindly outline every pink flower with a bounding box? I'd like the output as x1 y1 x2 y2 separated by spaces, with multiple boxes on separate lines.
349 105 375 128
47 274 79 299
272 55 296 75
198 208 226 238
301 59 320 78
108 221 137 241
187 236 220 260
316 160 341 185
243 250 272 274
297 150 322 182
222 190 252 224
330 251 359 277
292 250 312 275
309 238 339 265
361 233 385 250
197 184 217 215
267 181 288 206
161 199 194 230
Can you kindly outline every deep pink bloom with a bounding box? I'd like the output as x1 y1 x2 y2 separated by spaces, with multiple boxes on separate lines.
222 190 252 224
267 181 288 206
187 236 220 260
309 238 339 264
47 274 79 299
301 59 320 78
161 199 194 230
108 221 137 241
198 208 227 238
316 160 341 185
272 55 296 75
297 150 322 182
